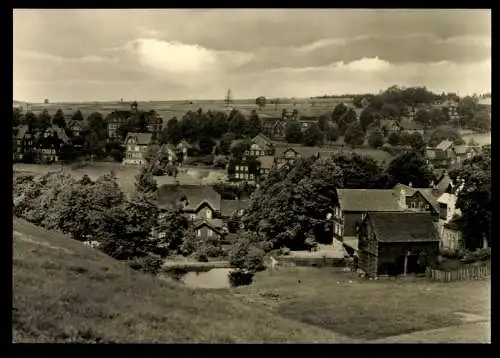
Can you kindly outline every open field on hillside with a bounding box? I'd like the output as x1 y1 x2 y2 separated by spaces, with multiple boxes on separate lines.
25 97 351 120
13 163 227 194
13 218 351 343
12 218 490 343
234 267 491 341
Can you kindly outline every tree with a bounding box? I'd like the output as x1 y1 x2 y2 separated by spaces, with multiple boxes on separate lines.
368 128 384 148
255 96 266 110
23 111 38 130
326 123 340 142
284 120 303 144
407 132 426 153
228 110 248 139
387 132 403 146
332 153 388 189
247 110 262 137
135 166 158 198
13 107 23 127
428 125 465 147
331 103 348 124
344 122 365 148
429 108 448 127
338 108 358 134
380 103 400 121
72 110 84 122
163 117 182 144
449 148 491 249
198 136 216 156
38 110 52 131
457 96 477 127
317 114 329 132
359 107 379 132
470 110 491 132
414 109 432 127
387 151 434 188
52 109 66 128
155 208 190 257
302 122 323 146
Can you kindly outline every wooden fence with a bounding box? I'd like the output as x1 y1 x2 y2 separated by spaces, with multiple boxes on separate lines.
426 262 491 282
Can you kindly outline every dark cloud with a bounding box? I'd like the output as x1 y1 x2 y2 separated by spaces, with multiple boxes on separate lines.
13 9 491 101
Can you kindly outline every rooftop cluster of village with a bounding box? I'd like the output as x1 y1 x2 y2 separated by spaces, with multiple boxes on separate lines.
13 86 491 278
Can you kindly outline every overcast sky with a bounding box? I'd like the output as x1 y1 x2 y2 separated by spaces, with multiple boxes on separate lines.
13 9 491 102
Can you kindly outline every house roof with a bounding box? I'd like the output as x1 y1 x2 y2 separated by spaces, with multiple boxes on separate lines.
220 199 249 217
54 127 70 143
16 125 29 139
436 140 454 151
454 145 479 155
393 184 439 213
155 184 221 212
399 119 424 131
252 133 273 148
437 192 456 206
106 110 132 122
193 219 226 235
426 148 448 160
125 132 153 145
368 212 439 243
435 172 452 194
337 189 403 212
259 155 275 169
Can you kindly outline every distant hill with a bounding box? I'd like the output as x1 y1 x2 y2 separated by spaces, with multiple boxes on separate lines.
12 218 348 343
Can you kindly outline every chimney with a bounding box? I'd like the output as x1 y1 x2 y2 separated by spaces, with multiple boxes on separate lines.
408 182 413 188
430 180 435 189
399 187 407 210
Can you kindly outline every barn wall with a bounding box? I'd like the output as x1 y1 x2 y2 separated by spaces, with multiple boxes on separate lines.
378 241 439 274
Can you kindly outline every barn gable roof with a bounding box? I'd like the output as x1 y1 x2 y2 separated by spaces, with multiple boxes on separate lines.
337 189 403 212
368 212 439 243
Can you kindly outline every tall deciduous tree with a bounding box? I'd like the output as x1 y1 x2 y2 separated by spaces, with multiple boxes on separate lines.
52 109 66 128
302 122 323 146
135 166 158 198
284 120 303 144
449 147 491 249
387 151 434 188
344 121 365 148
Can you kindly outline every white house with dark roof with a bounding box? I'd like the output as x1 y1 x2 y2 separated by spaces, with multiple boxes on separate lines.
123 132 153 165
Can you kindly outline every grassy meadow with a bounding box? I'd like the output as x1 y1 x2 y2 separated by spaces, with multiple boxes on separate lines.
13 218 351 343
13 217 490 343
233 267 490 341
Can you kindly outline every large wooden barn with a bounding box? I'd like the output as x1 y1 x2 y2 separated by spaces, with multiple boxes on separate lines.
358 212 440 277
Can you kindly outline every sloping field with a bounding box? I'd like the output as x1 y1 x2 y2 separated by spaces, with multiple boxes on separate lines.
26 97 348 121
12 218 352 343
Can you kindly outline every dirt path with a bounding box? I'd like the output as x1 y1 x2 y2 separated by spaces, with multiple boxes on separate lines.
370 321 490 343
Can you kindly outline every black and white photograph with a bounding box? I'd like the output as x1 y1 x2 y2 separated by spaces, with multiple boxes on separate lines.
13 9 491 343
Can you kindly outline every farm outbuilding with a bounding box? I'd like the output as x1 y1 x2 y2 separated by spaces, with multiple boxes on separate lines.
358 212 440 277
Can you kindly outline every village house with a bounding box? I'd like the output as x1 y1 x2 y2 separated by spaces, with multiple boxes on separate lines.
454 145 480 166
175 140 192 164
379 119 400 137
245 133 274 157
332 189 406 254
106 110 131 142
398 119 425 135
357 212 440 277
393 183 440 221
436 191 464 253
154 185 229 241
261 117 286 140
220 198 249 233
14 125 36 161
425 148 452 169
36 126 70 163
67 118 88 138
258 156 275 179
122 132 153 165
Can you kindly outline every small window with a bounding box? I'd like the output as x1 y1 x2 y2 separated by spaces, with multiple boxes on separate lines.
208 230 213 237
159 232 166 239
197 230 201 237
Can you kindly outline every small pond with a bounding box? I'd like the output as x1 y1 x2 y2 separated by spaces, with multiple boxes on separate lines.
167 268 234 289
